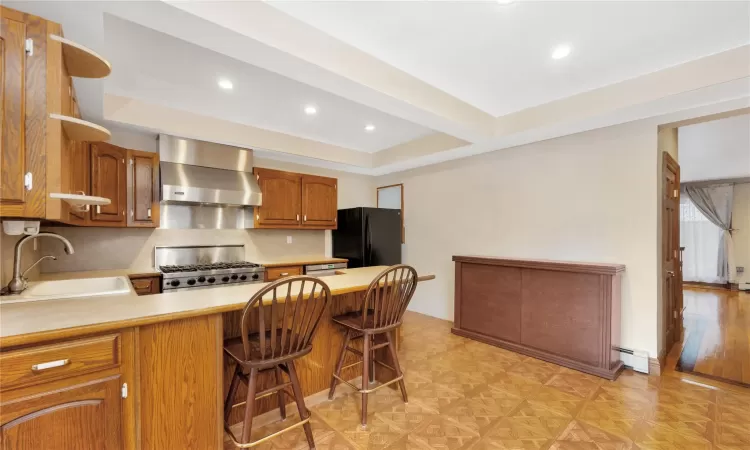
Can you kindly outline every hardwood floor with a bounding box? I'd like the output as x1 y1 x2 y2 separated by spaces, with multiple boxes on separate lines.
225 310 750 450
675 287 750 386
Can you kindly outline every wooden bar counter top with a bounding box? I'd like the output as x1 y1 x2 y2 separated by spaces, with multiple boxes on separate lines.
0 267 434 450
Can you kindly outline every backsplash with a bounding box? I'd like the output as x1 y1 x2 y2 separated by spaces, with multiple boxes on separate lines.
38 227 326 273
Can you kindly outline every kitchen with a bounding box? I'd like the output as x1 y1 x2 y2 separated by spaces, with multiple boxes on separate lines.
0 6 425 448
3 2 750 450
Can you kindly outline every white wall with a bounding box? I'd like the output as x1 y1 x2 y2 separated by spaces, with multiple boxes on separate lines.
679 114 750 182
376 121 661 357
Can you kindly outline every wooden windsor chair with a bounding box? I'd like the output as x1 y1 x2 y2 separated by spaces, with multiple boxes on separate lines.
327 264 419 427
223 276 332 448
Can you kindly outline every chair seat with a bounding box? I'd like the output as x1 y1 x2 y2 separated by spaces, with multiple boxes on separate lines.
224 329 309 368
331 310 378 331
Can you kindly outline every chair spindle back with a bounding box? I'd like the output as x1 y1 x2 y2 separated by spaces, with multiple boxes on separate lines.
361 265 418 330
240 276 331 363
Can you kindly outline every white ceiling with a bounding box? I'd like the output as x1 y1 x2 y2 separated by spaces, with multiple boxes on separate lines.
4 1 750 175
103 14 431 153
270 1 750 117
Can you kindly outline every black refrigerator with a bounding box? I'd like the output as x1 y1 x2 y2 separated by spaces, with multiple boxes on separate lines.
332 207 401 268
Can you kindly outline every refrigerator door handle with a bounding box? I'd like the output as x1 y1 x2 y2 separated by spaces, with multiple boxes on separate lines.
364 214 372 267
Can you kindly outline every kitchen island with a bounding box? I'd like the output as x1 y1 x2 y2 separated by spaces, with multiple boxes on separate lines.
0 267 434 450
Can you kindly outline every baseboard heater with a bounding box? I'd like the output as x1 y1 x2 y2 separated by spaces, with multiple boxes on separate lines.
613 346 649 374
740 282 750 291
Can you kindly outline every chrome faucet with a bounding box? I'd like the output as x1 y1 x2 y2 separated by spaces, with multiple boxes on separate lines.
6 232 74 294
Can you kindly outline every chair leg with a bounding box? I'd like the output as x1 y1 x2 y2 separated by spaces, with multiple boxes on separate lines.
288 361 316 450
368 335 375 384
386 331 408 403
241 368 259 444
329 329 351 399
361 331 371 427
224 365 241 423
276 365 287 420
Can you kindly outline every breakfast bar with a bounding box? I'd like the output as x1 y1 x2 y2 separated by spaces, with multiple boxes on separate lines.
0 267 435 450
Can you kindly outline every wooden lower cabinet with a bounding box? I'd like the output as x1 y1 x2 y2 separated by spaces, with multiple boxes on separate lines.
0 330 136 450
265 265 302 281
0 375 124 449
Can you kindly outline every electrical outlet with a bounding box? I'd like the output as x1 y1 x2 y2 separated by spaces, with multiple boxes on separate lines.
737 266 745 274
286 236 293 244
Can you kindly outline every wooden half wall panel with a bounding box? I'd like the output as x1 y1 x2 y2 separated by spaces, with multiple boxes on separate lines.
452 256 625 380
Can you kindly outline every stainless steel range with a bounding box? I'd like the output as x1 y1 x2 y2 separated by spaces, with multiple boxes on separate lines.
155 245 265 291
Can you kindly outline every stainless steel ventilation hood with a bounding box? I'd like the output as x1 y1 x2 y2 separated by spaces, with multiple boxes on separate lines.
158 135 262 207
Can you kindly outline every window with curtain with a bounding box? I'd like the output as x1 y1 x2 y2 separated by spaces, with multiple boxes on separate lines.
680 196 724 283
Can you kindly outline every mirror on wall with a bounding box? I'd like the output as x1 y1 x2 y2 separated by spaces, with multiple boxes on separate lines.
377 184 404 243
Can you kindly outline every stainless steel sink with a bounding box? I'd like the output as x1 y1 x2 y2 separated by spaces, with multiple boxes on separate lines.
1 276 131 303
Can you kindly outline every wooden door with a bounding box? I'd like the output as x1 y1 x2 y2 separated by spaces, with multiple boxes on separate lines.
127 150 158 227
90 143 127 225
0 8 46 218
254 168 302 227
0 375 123 450
662 152 681 355
301 174 337 228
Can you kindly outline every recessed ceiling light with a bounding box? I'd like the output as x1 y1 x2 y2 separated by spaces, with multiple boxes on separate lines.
364 124 376 132
551 44 572 60
304 105 317 115
217 78 233 90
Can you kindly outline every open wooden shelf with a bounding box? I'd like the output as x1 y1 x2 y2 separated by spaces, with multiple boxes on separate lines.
50 34 111 78
51 114 111 142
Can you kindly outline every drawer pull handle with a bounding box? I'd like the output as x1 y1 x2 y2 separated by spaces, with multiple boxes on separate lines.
280 272 289 276
31 359 70 372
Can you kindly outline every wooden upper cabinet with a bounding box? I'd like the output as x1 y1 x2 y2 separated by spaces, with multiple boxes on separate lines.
90 142 126 225
301 174 337 228
127 150 159 228
0 375 123 450
64 140 91 224
0 8 47 218
254 168 302 227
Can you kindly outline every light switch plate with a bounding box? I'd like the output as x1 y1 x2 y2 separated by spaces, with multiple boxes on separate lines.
287 236 293 244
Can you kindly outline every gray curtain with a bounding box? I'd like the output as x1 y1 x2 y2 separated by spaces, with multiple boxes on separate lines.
684 184 735 282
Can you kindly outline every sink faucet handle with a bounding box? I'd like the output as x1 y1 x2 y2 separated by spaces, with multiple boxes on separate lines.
21 255 57 280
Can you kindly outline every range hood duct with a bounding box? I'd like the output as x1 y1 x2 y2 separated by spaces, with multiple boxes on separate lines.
158 135 262 207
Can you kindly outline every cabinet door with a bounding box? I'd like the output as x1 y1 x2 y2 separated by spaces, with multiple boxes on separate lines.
63 140 91 224
127 150 158 227
0 9 46 218
301 174 337 228
90 143 127 225
254 168 302 227
0 375 123 450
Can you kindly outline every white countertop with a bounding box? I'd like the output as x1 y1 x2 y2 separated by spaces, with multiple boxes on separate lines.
0 266 434 346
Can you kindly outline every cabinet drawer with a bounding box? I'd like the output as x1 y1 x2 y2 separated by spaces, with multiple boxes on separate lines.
129 276 160 295
266 266 302 281
0 334 121 391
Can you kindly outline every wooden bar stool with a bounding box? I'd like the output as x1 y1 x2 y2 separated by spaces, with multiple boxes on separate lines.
224 276 331 449
328 265 419 427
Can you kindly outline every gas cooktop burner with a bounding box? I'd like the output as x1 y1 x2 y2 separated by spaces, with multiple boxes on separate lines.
159 262 261 273
154 245 266 291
